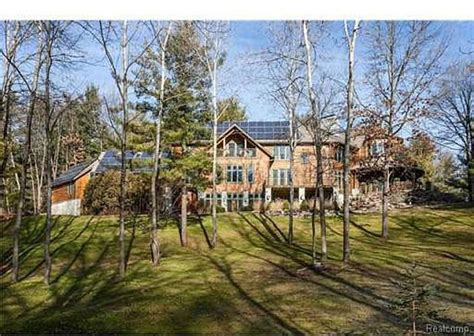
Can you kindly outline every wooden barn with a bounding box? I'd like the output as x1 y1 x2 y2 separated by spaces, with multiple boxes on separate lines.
51 161 97 216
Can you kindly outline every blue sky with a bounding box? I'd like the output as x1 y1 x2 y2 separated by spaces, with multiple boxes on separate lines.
32 21 474 121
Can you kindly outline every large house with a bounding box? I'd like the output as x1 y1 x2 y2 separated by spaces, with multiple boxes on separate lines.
52 120 423 215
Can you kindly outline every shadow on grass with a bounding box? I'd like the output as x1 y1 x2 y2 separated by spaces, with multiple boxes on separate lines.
204 253 305 335
17 217 93 281
196 214 213 249
1 216 76 272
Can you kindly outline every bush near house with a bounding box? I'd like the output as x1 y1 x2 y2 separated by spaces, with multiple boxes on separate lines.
82 171 151 215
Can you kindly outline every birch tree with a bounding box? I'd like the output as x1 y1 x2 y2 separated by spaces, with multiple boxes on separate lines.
151 22 172 263
83 20 154 277
263 22 304 245
302 20 328 263
195 21 228 248
342 20 360 263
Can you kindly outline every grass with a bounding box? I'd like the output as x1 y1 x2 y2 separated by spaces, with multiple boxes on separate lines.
1 206 473 334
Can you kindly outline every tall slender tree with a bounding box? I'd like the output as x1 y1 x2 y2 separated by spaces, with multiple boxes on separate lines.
84 20 155 277
342 20 360 263
9 22 44 282
151 22 172 263
262 22 304 245
195 21 228 248
302 20 328 262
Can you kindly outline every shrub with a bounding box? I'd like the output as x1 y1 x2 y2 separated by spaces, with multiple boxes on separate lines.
216 205 226 213
282 200 290 211
83 171 151 215
240 205 253 212
300 200 310 211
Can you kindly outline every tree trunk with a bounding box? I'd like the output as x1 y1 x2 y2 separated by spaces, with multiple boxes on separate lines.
311 194 317 266
43 21 54 286
288 150 294 245
43 140 53 285
316 146 327 261
381 166 390 239
180 185 188 247
150 23 172 266
303 21 327 263
211 61 218 248
343 20 359 263
11 27 42 283
118 20 128 278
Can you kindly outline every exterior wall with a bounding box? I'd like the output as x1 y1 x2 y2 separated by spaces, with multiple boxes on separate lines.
52 173 90 204
52 199 81 216
52 173 90 215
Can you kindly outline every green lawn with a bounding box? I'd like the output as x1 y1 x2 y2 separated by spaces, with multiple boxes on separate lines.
1 206 473 334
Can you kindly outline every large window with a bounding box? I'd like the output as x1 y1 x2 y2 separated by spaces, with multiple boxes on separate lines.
227 165 243 183
247 165 254 183
273 145 290 160
272 168 290 186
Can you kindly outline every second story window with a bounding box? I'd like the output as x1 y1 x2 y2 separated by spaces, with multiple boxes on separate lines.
335 146 344 162
370 140 385 156
227 165 243 183
227 141 244 157
247 165 254 183
273 145 290 160
272 169 290 186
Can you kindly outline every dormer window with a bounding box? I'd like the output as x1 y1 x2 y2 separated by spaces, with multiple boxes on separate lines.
226 141 244 157
370 140 385 156
228 142 236 157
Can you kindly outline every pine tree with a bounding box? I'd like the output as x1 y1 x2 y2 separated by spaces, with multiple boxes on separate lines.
391 263 442 335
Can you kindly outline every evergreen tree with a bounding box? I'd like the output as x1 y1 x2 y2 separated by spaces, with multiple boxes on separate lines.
217 97 247 122
136 22 212 247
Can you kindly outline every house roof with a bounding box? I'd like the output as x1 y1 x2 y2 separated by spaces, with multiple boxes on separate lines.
95 150 154 173
217 124 273 157
216 121 290 140
52 161 94 187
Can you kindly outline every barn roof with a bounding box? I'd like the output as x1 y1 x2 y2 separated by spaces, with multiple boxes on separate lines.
52 161 94 187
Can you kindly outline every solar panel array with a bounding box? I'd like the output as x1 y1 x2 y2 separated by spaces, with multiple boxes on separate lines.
95 150 154 173
216 121 290 140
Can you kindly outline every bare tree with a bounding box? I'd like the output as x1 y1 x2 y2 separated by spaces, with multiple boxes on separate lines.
83 20 155 277
262 22 304 245
433 62 473 201
342 20 360 263
8 22 44 283
302 20 328 263
364 21 447 239
149 22 173 265
195 21 229 248
42 20 78 285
